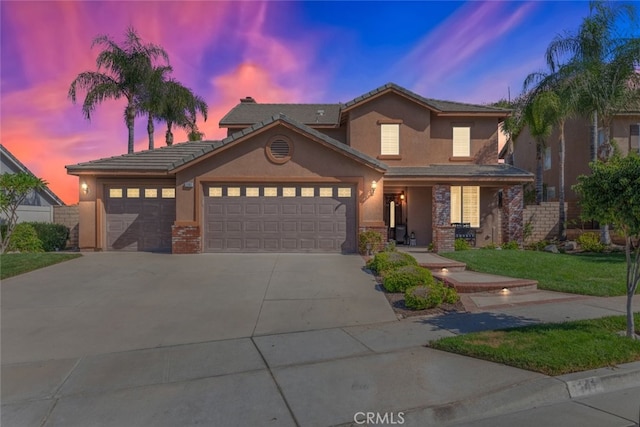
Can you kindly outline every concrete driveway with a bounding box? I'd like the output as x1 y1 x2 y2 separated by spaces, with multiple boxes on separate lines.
2 252 396 364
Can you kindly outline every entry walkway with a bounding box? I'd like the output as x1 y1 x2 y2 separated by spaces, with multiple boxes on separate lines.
398 247 539 294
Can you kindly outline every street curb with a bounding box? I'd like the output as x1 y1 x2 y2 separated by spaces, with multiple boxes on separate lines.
556 361 640 398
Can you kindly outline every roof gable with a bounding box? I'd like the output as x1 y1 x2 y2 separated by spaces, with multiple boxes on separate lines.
1 144 65 205
341 83 510 117
67 114 387 175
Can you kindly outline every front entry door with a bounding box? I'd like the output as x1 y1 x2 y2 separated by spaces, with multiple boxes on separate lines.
383 194 404 242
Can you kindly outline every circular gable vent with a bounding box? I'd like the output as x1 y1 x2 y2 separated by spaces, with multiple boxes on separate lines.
266 136 293 164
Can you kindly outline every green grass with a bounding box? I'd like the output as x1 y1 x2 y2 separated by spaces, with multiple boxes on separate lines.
1 253 82 280
441 250 629 296
430 315 640 376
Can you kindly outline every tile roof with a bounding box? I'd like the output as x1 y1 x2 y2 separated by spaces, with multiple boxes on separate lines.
342 83 511 115
67 114 387 174
220 103 341 126
385 164 534 180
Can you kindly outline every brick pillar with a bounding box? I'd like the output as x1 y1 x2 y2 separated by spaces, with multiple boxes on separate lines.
501 185 524 245
171 223 201 254
432 185 454 253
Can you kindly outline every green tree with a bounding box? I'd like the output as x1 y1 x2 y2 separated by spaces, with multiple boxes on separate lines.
492 97 526 166
522 91 561 204
68 26 170 154
574 154 640 339
0 173 46 254
136 64 173 150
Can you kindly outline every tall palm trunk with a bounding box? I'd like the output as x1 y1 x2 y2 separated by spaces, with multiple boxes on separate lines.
125 102 136 154
536 142 544 204
558 119 566 240
165 121 174 146
147 114 155 150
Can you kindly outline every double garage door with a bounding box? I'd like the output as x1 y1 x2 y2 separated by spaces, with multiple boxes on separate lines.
105 186 176 252
204 184 356 253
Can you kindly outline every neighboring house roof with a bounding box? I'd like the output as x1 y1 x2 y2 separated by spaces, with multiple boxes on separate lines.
385 165 534 181
219 83 510 128
341 83 511 116
67 114 387 174
220 103 341 127
1 144 65 206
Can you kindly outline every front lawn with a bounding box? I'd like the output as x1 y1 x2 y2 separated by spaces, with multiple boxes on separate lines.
441 250 629 296
1 253 82 279
430 315 640 376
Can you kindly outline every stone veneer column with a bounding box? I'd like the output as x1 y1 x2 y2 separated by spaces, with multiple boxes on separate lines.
172 223 201 254
432 185 454 253
501 185 524 245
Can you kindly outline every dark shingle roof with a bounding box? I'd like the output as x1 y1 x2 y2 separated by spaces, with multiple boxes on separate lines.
67 114 386 174
220 103 341 127
385 165 533 180
342 83 510 115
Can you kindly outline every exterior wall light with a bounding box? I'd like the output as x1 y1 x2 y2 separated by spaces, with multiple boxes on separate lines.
400 191 405 201
81 183 89 194
369 180 377 196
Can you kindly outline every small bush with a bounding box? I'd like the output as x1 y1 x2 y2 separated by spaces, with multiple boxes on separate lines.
577 232 605 253
26 222 69 252
525 240 550 251
501 241 519 250
383 265 434 293
482 243 498 250
359 230 384 255
366 251 418 275
404 282 459 310
454 238 471 251
8 223 44 253
383 240 396 252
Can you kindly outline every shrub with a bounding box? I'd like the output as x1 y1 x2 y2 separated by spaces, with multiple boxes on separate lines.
454 238 471 251
577 232 605 253
359 230 384 255
482 243 498 250
383 240 396 252
383 265 434 293
501 241 519 250
404 282 459 310
525 240 549 251
366 251 418 275
8 223 43 253
26 222 69 252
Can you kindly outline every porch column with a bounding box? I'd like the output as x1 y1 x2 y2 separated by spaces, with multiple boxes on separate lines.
432 185 454 253
501 184 524 245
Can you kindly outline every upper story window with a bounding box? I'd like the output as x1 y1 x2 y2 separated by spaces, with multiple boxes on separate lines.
380 123 400 156
452 126 471 157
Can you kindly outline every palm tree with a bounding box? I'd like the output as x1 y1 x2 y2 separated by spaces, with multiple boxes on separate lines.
524 65 580 240
522 90 561 204
544 0 640 242
156 80 208 146
492 96 526 166
69 27 170 154
136 65 173 150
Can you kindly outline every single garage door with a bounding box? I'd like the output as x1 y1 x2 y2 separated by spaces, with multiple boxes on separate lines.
204 184 356 253
105 186 176 251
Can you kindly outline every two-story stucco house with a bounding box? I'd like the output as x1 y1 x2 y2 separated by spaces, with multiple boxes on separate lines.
67 83 533 253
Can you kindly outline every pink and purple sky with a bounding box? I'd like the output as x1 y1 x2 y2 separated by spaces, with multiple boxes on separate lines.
2 1 591 204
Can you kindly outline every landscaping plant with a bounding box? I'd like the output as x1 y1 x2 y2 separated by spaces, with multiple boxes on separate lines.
358 230 384 255
574 154 640 338
7 223 43 253
0 172 46 254
382 265 433 293
366 251 418 275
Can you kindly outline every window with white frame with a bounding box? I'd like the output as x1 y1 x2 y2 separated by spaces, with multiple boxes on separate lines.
380 124 399 155
452 127 471 157
450 186 480 228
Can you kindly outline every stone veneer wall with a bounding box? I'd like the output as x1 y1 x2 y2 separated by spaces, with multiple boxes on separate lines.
53 205 79 249
172 224 201 254
432 185 454 253
501 185 524 245
523 202 568 243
